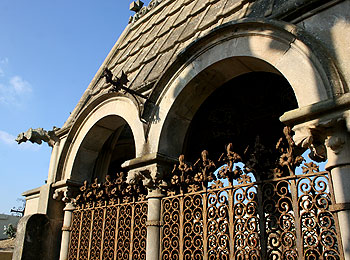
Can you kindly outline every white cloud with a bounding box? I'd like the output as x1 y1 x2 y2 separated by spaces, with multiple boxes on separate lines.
0 130 40 150
0 58 33 106
0 130 16 145
0 76 32 106
9 76 32 94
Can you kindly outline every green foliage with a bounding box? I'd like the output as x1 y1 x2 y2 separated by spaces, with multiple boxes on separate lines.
3 223 16 239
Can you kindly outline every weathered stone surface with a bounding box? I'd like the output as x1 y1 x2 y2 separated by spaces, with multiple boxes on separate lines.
299 1 350 92
12 214 52 260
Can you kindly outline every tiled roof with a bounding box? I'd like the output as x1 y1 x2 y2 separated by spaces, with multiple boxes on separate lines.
64 0 325 127
89 0 254 97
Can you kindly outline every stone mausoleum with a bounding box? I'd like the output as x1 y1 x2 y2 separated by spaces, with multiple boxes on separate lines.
13 0 350 259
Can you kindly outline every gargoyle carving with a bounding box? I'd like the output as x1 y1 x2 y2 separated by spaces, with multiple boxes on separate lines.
16 127 59 147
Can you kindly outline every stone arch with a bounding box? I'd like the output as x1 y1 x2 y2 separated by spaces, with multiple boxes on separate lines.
58 95 145 182
146 19 346 158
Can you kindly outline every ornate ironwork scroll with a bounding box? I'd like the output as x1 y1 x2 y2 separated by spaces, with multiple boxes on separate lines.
67 172 147 260
160 127 344 259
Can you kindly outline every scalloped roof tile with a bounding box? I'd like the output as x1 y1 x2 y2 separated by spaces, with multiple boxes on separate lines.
99 0 254 92
66 0 295 127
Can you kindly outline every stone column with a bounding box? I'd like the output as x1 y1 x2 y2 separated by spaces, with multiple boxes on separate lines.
146 189 164 260
47 141 60 184
123 154 175 260
323 122 350 259
59 202 75 260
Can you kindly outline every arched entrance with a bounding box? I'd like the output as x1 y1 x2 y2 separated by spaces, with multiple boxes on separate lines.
62 97 148 260
183 71 298 162
70 115 135 183
57 95 145 182
157 70 342 259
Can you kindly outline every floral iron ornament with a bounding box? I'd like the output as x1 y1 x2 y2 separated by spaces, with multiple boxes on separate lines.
169 126 308 194
170 151 217 194
75 172 147 207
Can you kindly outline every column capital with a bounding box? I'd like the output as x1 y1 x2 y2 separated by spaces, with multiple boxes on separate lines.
126 163 171 192
292 115 350 169
122 152 176 192
52 180 81 204
146 187 165 199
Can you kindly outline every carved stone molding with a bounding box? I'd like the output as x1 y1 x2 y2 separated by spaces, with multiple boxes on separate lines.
146 220 161 227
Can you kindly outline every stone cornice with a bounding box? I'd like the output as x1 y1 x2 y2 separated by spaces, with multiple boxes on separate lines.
281 93 350 126
121 152 178 170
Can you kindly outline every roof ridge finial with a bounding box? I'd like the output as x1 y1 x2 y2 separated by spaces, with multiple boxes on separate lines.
130 0 144 13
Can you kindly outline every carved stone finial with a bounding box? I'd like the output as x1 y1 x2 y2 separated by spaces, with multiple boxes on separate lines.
130 0 144 12
16 127 59 147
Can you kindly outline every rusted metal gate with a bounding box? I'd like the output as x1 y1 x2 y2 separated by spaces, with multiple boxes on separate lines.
67 173 148 260
66 127 344 259
160 127 344 259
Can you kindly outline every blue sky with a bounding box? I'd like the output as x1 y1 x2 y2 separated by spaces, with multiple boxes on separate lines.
0 0 147 214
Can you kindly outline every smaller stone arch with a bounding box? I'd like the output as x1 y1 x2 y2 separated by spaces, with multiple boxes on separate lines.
59 95 145 182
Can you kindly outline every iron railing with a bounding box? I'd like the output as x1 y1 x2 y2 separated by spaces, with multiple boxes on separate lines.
67 173 148 260
160 127 344 259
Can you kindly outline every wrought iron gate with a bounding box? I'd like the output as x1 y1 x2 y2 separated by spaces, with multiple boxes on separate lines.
160 127 344 259
66 127 344 260
67 173 148 260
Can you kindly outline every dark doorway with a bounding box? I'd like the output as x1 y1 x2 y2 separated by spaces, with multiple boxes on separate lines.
183 72 298 161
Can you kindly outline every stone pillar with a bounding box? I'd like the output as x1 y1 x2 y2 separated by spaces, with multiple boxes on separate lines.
123 153 175 260
47 141 60 184
146 189 164 260
323 122 350 259
59 202 75 260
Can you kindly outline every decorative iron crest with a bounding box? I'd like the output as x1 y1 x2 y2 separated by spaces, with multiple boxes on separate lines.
169 126 309 195
75 172 147 206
